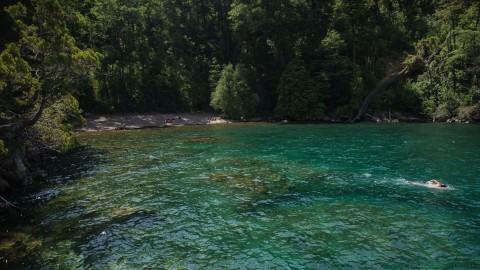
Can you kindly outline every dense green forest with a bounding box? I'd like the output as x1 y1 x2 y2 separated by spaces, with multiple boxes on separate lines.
1 0 480 194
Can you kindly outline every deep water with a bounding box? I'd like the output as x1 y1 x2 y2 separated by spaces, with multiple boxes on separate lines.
1 123 480 269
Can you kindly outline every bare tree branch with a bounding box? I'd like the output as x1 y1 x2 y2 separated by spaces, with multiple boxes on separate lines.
0 196 23 211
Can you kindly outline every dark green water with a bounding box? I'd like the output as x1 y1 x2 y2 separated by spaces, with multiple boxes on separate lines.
1 123 480 269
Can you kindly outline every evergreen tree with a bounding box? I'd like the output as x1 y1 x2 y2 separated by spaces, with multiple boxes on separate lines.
210 64 259 119
275 61 326 120
0 0 100 186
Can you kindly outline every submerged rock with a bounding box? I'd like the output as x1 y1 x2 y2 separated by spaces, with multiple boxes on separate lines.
209 166 293 196
210 171 269 192
0 231 43 262
183 136 222 143
108 207 137 218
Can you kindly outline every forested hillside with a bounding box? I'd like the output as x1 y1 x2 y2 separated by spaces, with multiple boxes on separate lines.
1 0 480 193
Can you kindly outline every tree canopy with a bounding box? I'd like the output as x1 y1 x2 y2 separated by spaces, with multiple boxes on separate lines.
275 61 326 121
0 0 99 187
210 64 258 119
1 0 474 121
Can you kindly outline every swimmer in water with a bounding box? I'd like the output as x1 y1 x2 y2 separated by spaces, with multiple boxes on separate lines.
427 179 447 188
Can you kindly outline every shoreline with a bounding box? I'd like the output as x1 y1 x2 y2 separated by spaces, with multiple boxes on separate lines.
78 112 477 132
78 112 232 132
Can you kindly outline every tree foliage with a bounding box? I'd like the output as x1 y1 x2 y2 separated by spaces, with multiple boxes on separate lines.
275 61 326 121
5 0 469 122
408 1 480 120
210 64 258 119
0 0 99 186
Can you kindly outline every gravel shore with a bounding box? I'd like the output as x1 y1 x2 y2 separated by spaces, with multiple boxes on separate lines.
79 112 231 131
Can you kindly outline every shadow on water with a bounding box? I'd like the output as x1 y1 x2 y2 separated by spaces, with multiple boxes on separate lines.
0 146 112 269
19 146 109 206
1 208 164 270
78 209 189 269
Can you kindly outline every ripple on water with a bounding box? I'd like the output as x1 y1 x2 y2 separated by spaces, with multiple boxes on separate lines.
2 123 480 269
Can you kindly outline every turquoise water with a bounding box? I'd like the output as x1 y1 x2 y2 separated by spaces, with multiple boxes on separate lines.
1 123 480 269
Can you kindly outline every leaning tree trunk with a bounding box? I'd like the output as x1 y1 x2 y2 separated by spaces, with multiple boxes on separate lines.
12 151 30 185
0 92 47 193
352 66 410 122
0 147 31 188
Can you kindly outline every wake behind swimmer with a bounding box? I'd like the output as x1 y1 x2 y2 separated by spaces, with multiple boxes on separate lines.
407 179 454 190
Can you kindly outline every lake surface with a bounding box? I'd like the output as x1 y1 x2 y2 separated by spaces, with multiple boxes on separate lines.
1 123 480 269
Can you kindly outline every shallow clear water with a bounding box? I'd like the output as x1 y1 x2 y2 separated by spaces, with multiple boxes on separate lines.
1 123 480 269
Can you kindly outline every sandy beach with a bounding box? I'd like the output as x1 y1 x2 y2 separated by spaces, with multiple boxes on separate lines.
79 112 231 131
